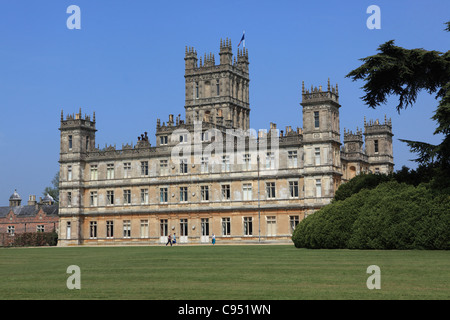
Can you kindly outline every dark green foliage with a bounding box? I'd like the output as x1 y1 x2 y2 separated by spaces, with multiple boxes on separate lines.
346 21 450 173
292 181 450 250
9 230 58 247
333 173 391 201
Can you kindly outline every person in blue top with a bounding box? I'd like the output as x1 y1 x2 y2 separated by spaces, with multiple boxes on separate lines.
212 233 216 245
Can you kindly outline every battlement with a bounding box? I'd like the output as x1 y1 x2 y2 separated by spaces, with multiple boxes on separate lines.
364 115 393 135
302 79 339 105
344 128 363 142
185 38 249 73
60 109 96 130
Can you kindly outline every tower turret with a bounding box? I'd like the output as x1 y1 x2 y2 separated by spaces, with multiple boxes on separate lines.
184 38 250 131
364 116 394 173
219 38 233 65
184 46 198 70
301 79 342 205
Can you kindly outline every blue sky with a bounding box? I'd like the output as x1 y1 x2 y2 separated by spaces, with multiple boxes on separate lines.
0 0 448 205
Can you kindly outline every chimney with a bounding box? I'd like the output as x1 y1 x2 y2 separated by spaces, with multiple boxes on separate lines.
28 195 37 206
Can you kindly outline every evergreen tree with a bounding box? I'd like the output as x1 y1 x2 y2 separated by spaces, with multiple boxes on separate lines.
346 21 450 184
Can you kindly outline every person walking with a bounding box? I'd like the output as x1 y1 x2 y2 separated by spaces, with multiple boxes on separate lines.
166 234 172 246
172 233 177 245
212 233 216 245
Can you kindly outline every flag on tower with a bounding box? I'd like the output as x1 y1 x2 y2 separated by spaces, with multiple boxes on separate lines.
238 31 245 47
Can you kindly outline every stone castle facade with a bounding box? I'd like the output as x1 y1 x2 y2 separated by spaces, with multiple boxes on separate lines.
58 38 393 246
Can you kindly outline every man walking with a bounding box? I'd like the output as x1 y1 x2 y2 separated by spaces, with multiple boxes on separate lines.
166 234 172 246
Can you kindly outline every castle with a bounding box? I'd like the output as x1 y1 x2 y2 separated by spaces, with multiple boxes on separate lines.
57 38 393 246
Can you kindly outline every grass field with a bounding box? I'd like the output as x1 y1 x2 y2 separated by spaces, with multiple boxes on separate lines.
0 245 449 300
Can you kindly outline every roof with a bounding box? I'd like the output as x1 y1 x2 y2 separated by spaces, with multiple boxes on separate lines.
0 204 59 218
9 190 21 201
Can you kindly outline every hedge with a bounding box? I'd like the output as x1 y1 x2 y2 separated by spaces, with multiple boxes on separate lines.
7 231 58 247
292 181 450 250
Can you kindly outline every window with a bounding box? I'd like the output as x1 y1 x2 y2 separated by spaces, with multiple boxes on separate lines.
106 190 114 205
195 82 199 99
141 161 149 176
160 219 168 236
107 164 114 180
37 225 45 232
289 181 299 198
67 192 72 207
123 189 131 205
244 217 253 236
222 155 230 172
180 219 188 237
160 135 168 145
216 79 220 96
315 148 321 165
180 158 188 174
160 159 168 175
90 191 98 207
160 187 168 203
221 184 231 200
266 152 275 170
68 135 73 150
7 226 15 235
90 221 97 239
243 183 252 201
180 187 188 202
86 136 90 151
123 220 131 238
201 131 209 142
179 134 188 143
374 140 379 153
140 220 149 238
290 216 299 233
106 221 114 238
316 179 322 197
141 189 149 204
123 162 131 178
314 111 320 128
222 218 231 236
266 182 276 199
243 154 251 170
288 151 298 168
201 218 210 236
66 221 71 240
201 186 209 201
201 157 209 173
67 165 72 181
266 216 276 236
90 165 98 180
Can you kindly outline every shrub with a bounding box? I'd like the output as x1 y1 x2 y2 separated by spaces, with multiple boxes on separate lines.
12 231 58 247
293 181 450 250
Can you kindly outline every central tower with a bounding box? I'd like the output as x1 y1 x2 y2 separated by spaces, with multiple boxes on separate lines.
184 38 250 131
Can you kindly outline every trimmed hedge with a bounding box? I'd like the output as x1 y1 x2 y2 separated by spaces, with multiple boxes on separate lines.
10 231 58 247
292 181 450 250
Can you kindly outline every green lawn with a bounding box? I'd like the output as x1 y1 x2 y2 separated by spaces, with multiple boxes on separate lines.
0 245 448 300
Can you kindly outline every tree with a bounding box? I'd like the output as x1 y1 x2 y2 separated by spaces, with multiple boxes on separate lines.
333 172 391 202
346 21 450 180
43 172 59 203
